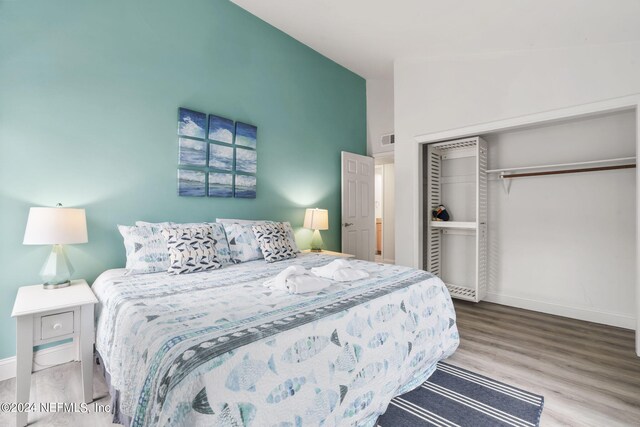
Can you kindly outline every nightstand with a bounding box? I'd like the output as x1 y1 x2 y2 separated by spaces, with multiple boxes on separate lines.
301 249 355 258
11 279 98 427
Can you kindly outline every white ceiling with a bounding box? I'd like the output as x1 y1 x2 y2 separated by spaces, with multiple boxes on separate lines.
231 0 640 79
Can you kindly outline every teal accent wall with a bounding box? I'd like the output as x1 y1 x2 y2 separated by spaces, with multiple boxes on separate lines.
0 0 366 359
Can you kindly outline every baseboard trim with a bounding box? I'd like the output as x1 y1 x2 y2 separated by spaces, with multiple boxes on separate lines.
382 258 395 264
0 357 14 383
0 342 78 382
485 292 636 330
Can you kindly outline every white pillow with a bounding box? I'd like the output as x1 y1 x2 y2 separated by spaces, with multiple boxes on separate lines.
118 225 170 275
216 218 259 224
221 222 264 263
216 218 299 253
135 221 174 228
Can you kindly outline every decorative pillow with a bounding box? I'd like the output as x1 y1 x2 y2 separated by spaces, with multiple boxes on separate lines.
252 222 297 263
169 222 232 265
217 218 300 253
281 222 299 253
118 225 170 275
135 221 174 228
160 226 221 275
221 222 264 263
216 218 253 224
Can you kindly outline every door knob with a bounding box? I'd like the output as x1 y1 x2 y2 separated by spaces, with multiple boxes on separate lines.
343 223 353 227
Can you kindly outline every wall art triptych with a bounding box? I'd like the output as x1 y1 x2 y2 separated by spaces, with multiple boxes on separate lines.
177 107 257 198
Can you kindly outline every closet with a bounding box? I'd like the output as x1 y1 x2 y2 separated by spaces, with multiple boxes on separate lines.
422 110 636 329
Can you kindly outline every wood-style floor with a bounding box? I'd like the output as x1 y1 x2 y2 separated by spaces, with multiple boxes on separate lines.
449 301 640 427
0 301 638 426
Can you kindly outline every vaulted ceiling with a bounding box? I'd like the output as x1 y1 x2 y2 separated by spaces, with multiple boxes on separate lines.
232 0 640 79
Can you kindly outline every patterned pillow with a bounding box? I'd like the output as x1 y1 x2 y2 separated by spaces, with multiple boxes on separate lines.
252 223 297 263
217 218 300 253
118 225 170 275
160 226 221 274
135 221 174 228
221 223 264 263
168 222 232 265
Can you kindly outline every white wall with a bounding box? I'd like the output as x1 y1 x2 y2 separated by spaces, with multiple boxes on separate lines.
375 165 383 218
366 78 394 155
483 111 636 327
368 79 395 260
382 162 395 263
394 41 640 269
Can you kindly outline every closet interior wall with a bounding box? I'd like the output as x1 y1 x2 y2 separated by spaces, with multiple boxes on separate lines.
487 110 636 327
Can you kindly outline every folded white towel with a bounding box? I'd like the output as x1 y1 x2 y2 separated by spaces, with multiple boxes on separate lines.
333 268 369 282
311 259 351 277
311 259 369 282
286 275 331 294
263 265 307 291
263 265 331 294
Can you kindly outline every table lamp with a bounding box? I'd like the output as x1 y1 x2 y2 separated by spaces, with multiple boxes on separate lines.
303 208 328 252
23 204 88 289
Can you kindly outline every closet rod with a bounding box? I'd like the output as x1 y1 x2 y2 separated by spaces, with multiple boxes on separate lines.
501 164 635 179
487 156 636 174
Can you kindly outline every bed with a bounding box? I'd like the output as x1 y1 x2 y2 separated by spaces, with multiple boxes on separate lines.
93 253 459 426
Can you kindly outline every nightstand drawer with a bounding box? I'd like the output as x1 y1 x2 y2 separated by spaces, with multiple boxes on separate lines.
41 311 74 339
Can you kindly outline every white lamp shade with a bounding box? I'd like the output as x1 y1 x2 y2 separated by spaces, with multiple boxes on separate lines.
303 208 329 231
23 207 88 245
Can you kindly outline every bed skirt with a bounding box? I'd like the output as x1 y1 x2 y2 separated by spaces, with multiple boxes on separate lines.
96 350 131 426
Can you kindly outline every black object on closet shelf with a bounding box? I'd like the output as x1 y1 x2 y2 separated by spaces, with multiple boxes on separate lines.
432 205 450 221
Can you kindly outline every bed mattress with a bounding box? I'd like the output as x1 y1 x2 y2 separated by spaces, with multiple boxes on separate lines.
93 253 459 426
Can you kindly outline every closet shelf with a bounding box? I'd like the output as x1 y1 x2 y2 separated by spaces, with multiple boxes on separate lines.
486 156 636 176
430 221 477 230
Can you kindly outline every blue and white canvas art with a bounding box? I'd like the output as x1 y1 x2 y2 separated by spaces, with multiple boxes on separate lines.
178 169 206 197
208 115 234 144
208 172 233 197
209 143 234 171
235 174 256 198
235 147 257 174
235 122 257 149
178 138 207 167
178 108 206 139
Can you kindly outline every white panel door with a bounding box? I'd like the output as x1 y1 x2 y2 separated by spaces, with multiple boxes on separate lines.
341 151 375 261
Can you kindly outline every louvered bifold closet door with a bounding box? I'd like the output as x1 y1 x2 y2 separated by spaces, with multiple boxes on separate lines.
425 137 488 303
477 139 488 301
426 147 442 277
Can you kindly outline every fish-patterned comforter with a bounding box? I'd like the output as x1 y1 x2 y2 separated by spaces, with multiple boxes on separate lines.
93 253 459 427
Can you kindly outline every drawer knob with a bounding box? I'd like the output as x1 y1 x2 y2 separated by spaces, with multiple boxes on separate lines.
53 323 62 330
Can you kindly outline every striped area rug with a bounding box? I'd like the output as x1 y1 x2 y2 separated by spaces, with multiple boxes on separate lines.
377 362 544 427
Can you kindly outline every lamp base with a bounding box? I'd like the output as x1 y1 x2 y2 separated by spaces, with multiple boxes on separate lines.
43 280 71 290
310 229 324 252
40 244 74 290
